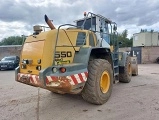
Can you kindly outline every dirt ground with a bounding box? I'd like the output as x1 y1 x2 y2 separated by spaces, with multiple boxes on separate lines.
0 64 159 120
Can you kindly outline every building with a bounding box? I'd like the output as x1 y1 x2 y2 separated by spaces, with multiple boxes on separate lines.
130 31 159 64
133 31 159 47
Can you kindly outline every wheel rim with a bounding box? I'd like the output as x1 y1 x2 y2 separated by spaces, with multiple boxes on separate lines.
128 63 131 75
100 71 110 93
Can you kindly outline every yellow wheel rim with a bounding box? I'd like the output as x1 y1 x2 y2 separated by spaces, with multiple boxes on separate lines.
100 71 110 93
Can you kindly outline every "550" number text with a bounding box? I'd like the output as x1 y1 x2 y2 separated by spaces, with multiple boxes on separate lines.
55 51 72 58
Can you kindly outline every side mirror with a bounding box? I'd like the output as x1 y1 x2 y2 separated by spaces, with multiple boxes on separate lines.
100 28 103 32
113 25 117 31
119 41 122 45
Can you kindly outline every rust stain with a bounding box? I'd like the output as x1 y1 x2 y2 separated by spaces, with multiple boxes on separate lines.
17 74 73 93
17 75 44 88
46 76 72 93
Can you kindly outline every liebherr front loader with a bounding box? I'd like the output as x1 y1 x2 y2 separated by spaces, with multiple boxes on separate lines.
15 12 137 105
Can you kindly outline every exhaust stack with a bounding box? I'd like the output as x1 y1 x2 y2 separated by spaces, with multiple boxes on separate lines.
44 14 56 29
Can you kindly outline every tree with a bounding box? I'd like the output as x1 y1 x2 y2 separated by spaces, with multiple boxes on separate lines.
0 36 24 46
121 29 128 38
117 29 132 47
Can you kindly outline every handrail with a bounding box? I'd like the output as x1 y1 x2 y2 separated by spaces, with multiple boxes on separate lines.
53 24 80 65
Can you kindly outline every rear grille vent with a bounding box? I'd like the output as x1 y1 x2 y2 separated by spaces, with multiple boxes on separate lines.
76 32 86 46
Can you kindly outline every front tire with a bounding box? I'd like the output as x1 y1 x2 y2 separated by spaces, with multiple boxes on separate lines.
81 59 113 105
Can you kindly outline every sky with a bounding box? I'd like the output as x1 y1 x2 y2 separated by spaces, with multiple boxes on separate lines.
0 0 159 41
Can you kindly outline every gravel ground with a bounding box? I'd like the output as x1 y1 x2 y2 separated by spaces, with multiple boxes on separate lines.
0 64 159 120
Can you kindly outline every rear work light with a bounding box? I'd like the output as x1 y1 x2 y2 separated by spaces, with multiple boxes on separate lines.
36 66 41 71
84 12 87 17
59 67 66 73
37 59 41 64
21 64 26 69
22 59 33 65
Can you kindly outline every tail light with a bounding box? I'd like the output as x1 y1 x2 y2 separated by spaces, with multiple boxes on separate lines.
59 67 66 73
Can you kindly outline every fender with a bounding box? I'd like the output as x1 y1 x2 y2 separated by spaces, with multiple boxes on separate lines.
73 47 112 66
118 52 130 67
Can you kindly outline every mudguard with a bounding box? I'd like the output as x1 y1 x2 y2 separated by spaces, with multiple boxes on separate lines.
118 52 130 67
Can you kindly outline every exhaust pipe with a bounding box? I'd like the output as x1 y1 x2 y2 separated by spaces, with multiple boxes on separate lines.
44 14 56 29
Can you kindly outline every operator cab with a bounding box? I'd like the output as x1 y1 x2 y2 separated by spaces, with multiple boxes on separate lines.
75 13 113 47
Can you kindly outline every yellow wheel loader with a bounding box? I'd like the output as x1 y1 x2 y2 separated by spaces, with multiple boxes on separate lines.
15 12 137 105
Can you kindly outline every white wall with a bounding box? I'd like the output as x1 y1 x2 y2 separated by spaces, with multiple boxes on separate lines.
133 32 159 47
133 33 145 46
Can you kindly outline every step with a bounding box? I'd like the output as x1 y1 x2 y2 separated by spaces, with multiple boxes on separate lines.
114 73 119 76
114 65 118 68
113 58 118 61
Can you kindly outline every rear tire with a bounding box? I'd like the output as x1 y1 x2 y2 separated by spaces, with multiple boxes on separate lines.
157 57 159 64
119 56 132 83
81 59 113 105
132 65 138 76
